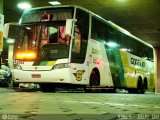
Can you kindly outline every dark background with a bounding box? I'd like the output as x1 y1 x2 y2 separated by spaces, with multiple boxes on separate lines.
3 0 160 47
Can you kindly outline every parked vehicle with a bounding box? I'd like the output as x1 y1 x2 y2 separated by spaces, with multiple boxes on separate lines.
0 65 12 87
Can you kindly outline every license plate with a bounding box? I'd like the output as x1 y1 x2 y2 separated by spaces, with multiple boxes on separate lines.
32 74 41 78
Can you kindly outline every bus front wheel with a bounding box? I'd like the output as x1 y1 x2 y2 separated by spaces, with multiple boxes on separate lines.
84 70 100 93
39 83 55 92
90 71 100 87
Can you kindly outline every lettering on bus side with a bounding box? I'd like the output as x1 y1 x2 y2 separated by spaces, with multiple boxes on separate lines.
130 58 145 68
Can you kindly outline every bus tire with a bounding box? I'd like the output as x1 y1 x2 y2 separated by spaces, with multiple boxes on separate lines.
143 78 148 90
12 81 19 88
85 69 100 93
39 84 55 92
90 70 100 87
137 77 145 94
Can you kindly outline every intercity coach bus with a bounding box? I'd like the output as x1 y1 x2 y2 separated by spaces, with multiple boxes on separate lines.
4 5 154 93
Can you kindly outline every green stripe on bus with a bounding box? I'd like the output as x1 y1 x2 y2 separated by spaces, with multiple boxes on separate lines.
105 45 126 88
39 61 48 66
113 49 126 87
33 60 56 66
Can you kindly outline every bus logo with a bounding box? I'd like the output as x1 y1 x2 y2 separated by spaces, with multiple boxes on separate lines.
131 58 145 68
73 70 85 81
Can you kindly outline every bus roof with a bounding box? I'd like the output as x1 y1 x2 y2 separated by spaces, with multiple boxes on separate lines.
23 5 153 48
23 5 87 12
89 10 153 48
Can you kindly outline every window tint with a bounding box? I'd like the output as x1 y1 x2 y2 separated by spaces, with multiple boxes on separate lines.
119 33 153 61
91 16 153 62
91 17 109 41
91 16 119 48
71 8 89 63
39 44 69 60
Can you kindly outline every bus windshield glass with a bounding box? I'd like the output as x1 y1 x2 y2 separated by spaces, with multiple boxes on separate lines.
20 7 74 24
14 22 70 60
39 44 69 60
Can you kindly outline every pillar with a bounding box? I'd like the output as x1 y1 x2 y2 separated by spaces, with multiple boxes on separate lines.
8 45 14 69
0 0 3 68
0 0 3 14
154 48 160 93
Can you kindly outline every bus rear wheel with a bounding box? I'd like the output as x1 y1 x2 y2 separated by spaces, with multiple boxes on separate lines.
137 78 145 94
128 77 145 94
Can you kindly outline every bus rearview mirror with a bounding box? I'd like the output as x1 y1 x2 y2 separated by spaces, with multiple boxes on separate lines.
3 22 18 39
65 19 77 36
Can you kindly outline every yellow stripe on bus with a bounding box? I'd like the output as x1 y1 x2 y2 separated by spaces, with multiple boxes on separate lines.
47 61 56 66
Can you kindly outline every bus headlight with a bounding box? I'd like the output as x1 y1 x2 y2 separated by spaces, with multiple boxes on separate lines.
53 63 69 69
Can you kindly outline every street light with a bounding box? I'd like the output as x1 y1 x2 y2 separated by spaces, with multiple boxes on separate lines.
115 0 128 2
48 1 61 5
6 39 15 44
17 2 32 10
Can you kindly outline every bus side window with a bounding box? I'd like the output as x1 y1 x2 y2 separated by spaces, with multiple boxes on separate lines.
72 25 81 54
49 27 58 43
56 26 70 45
49 32 58 43
21 32 28 50
41 26 49 47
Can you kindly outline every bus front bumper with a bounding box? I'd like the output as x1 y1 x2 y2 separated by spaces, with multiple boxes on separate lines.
13 68 71 84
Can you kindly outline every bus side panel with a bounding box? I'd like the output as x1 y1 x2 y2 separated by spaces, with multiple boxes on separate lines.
105 46 126 88
121 51 154 90
69 63 89 85
146 60 154 90
113 48 126 87
149 73 154 90
101 43 114 87
120 51 137 88
87 40 114 87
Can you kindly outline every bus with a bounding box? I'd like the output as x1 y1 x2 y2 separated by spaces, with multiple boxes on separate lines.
4 5 154 93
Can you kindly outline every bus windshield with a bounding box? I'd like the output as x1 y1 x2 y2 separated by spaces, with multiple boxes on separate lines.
39 43 69 60
14 22 70 60
20 7 73 24
13 7 74 60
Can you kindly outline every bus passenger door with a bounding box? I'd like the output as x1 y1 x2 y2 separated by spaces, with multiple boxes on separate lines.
70 25 88 85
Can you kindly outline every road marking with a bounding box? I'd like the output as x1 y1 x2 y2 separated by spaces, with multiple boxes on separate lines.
104 102 160 109
64 100 80 103
63 100 160 109
81 101 102 104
